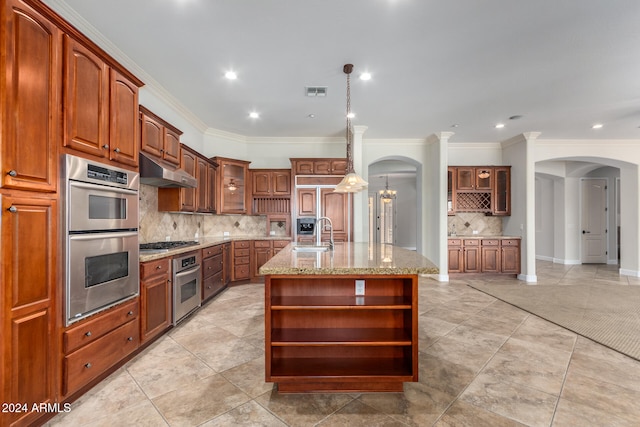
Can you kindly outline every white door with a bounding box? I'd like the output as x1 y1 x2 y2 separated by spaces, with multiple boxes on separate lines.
581 178 607 263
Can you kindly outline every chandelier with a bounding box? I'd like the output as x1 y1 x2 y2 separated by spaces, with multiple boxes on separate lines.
379 175 397 203
334 64 368 193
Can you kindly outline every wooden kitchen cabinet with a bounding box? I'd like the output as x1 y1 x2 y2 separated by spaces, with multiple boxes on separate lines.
212 157 251 214
480 239 501 273
320 188 352 242
251 169 291 197
493 167 511 216
462 239 481 273
62 299 139 397
140 258 172 344
232 240 251 281
501 239 521 274
0 192 58 427
448 166 511 215
63 36 141 169
447 239 463 273
1 0 61 193
448 237 520 274
202 244 226 301
296 188 317 217
291 158 348 175
139 105 181 167
252 240 273 278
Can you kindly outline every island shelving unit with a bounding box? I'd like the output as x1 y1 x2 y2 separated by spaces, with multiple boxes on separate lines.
260 242 439 393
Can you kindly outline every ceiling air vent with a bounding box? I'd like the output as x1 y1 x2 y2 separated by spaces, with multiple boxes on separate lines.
305 86 327 97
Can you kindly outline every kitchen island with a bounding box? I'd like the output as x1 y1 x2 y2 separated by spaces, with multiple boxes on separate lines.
259 242 438 393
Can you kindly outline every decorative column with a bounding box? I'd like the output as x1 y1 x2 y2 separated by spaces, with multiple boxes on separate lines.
352 125 368 242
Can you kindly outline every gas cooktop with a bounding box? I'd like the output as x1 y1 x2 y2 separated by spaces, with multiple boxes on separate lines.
139 240 199 253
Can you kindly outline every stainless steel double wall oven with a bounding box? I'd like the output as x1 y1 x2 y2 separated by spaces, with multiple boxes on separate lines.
62 155 139 325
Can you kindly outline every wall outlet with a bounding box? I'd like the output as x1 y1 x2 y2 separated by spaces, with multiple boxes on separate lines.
165 235 170 241
472 230 479 235
355 280 365 296
223 231 230 237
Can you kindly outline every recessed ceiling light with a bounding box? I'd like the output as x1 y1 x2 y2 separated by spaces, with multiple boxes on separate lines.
307 114 315 119
495 123 505 129
359 72 372 81
450 124 459 128
592 123 603 129
249 112 259 119
224 71 237 80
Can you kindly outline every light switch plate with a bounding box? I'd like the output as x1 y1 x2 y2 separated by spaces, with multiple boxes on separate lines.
355 280 365 296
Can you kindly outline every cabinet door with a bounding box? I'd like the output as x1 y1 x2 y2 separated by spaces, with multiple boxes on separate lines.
447 167 455 215
63 36 110 158
462 240 480 273
481 243 500 273
321 189 351 241
297 188 316 217
252 243 272 278
493 167 511 215
501 240 520 274
180 149 197 212
109 69 138 167
207 162 217 213
330 159 348 175
456 167 474 190
294 160 314 175
220 161 247 214
475 167 492 190
140 111 164 158
272 171 291 195
313 160 331 175
447 241 463 273
252 171 272 196
196 156 208 213
1 194 57 424
140 273 171 343
163 128 181 166
2 1 60 192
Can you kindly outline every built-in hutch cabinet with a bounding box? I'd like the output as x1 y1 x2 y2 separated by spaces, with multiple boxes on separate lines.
448 238 520 274
448 166 511 216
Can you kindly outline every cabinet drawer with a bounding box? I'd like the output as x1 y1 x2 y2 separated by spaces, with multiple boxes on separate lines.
203 271 225 300
234 241 250 249
501 239 520 246
273 240 291 248
254 240 271 248
63 299 138 354
463 239 479 246
140 257 171 280
235 255 250 265
448 239 462 246
203 253 223 278
481 239 499 246
64 318 139 395
202 244 223 258
234 248 250 257
234 265 250 280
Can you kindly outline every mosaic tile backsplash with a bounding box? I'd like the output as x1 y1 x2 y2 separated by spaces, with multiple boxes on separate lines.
139 184 268 243
447 212 502 236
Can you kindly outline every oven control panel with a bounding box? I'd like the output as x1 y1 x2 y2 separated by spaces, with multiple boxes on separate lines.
87 164 129 185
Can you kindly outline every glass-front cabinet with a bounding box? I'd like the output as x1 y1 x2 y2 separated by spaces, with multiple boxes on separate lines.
212 157 251 214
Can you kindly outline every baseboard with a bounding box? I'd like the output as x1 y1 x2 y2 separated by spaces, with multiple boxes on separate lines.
619 268 640 277
517 273 537 283
423 273 449 282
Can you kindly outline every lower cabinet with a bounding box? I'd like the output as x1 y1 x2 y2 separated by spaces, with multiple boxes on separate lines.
140 258 172 344
232 240 251 281
202 244 226 301
448 237 521 274
62 299 139 397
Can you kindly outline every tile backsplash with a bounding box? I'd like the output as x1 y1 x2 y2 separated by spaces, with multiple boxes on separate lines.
447 212 502 236
139 184 268 243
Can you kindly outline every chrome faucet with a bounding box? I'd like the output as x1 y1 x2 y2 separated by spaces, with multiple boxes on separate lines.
316 217 334 250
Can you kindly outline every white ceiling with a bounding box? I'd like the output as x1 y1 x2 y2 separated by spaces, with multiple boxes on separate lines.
47 0 640 142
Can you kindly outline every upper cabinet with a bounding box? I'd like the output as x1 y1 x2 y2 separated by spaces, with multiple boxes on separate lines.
251 169 291 197
1 0 62 192
291 158 348 175
212 157 250 214
139 105 181 167
62 36 141 169
448 166 511 216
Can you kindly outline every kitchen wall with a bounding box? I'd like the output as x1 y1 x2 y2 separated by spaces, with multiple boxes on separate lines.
138 184 267 243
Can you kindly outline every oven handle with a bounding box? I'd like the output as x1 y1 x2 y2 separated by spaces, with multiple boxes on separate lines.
68 230 139 241
175 265 201 280
69 180 139 196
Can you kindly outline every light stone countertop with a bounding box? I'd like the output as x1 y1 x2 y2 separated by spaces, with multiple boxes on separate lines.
259 242 439 276
139 235 291 262
447 235 522 239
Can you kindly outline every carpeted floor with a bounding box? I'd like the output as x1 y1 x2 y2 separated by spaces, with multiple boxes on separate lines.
467 283 640 361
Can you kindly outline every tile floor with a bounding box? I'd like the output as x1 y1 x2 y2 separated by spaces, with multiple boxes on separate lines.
47 261 640 426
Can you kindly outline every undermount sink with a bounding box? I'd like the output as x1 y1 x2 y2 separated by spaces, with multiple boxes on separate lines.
292 245 330 252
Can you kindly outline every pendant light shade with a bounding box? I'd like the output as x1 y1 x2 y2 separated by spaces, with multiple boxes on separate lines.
334 64 368 193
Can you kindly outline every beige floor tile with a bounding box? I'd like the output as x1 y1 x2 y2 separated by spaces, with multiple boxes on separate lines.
221 356 275 398
316 399 406 426
82 400 168 427
254 390 354 427
199 400 287 426
435 400 527 427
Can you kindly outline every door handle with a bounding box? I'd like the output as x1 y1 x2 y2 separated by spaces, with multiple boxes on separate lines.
582 230 591 234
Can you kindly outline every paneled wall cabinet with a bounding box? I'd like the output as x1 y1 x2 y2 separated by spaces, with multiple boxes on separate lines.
448 166 511 216
139 105 181 167
448 238 520 274
140 258 172 344
212 157 251 214
290 158 347 175
251 169 292 236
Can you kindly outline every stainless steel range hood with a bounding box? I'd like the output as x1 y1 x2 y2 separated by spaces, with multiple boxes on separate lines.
139 154 197 188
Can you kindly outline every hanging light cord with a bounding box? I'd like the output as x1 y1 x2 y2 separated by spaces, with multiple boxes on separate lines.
344 64 354 174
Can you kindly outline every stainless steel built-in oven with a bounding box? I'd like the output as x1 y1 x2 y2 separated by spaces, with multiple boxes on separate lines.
62 154 140 325
173 251 201 324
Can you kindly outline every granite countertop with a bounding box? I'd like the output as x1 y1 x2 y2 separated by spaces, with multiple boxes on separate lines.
259 242 439 276
139 235 291 262
447 235 522 239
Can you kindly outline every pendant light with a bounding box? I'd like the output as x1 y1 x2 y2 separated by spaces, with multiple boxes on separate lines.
334 64 368 193
379 175 397 203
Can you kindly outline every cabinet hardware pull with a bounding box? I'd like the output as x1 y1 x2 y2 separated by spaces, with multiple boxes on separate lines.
127 337 133 341
7 170 17 177
102 144 109 149
114 147 121 153
85 363 92 369
127 311 133 316
85 331 92 337
8 206 17 213
156 265 162 269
